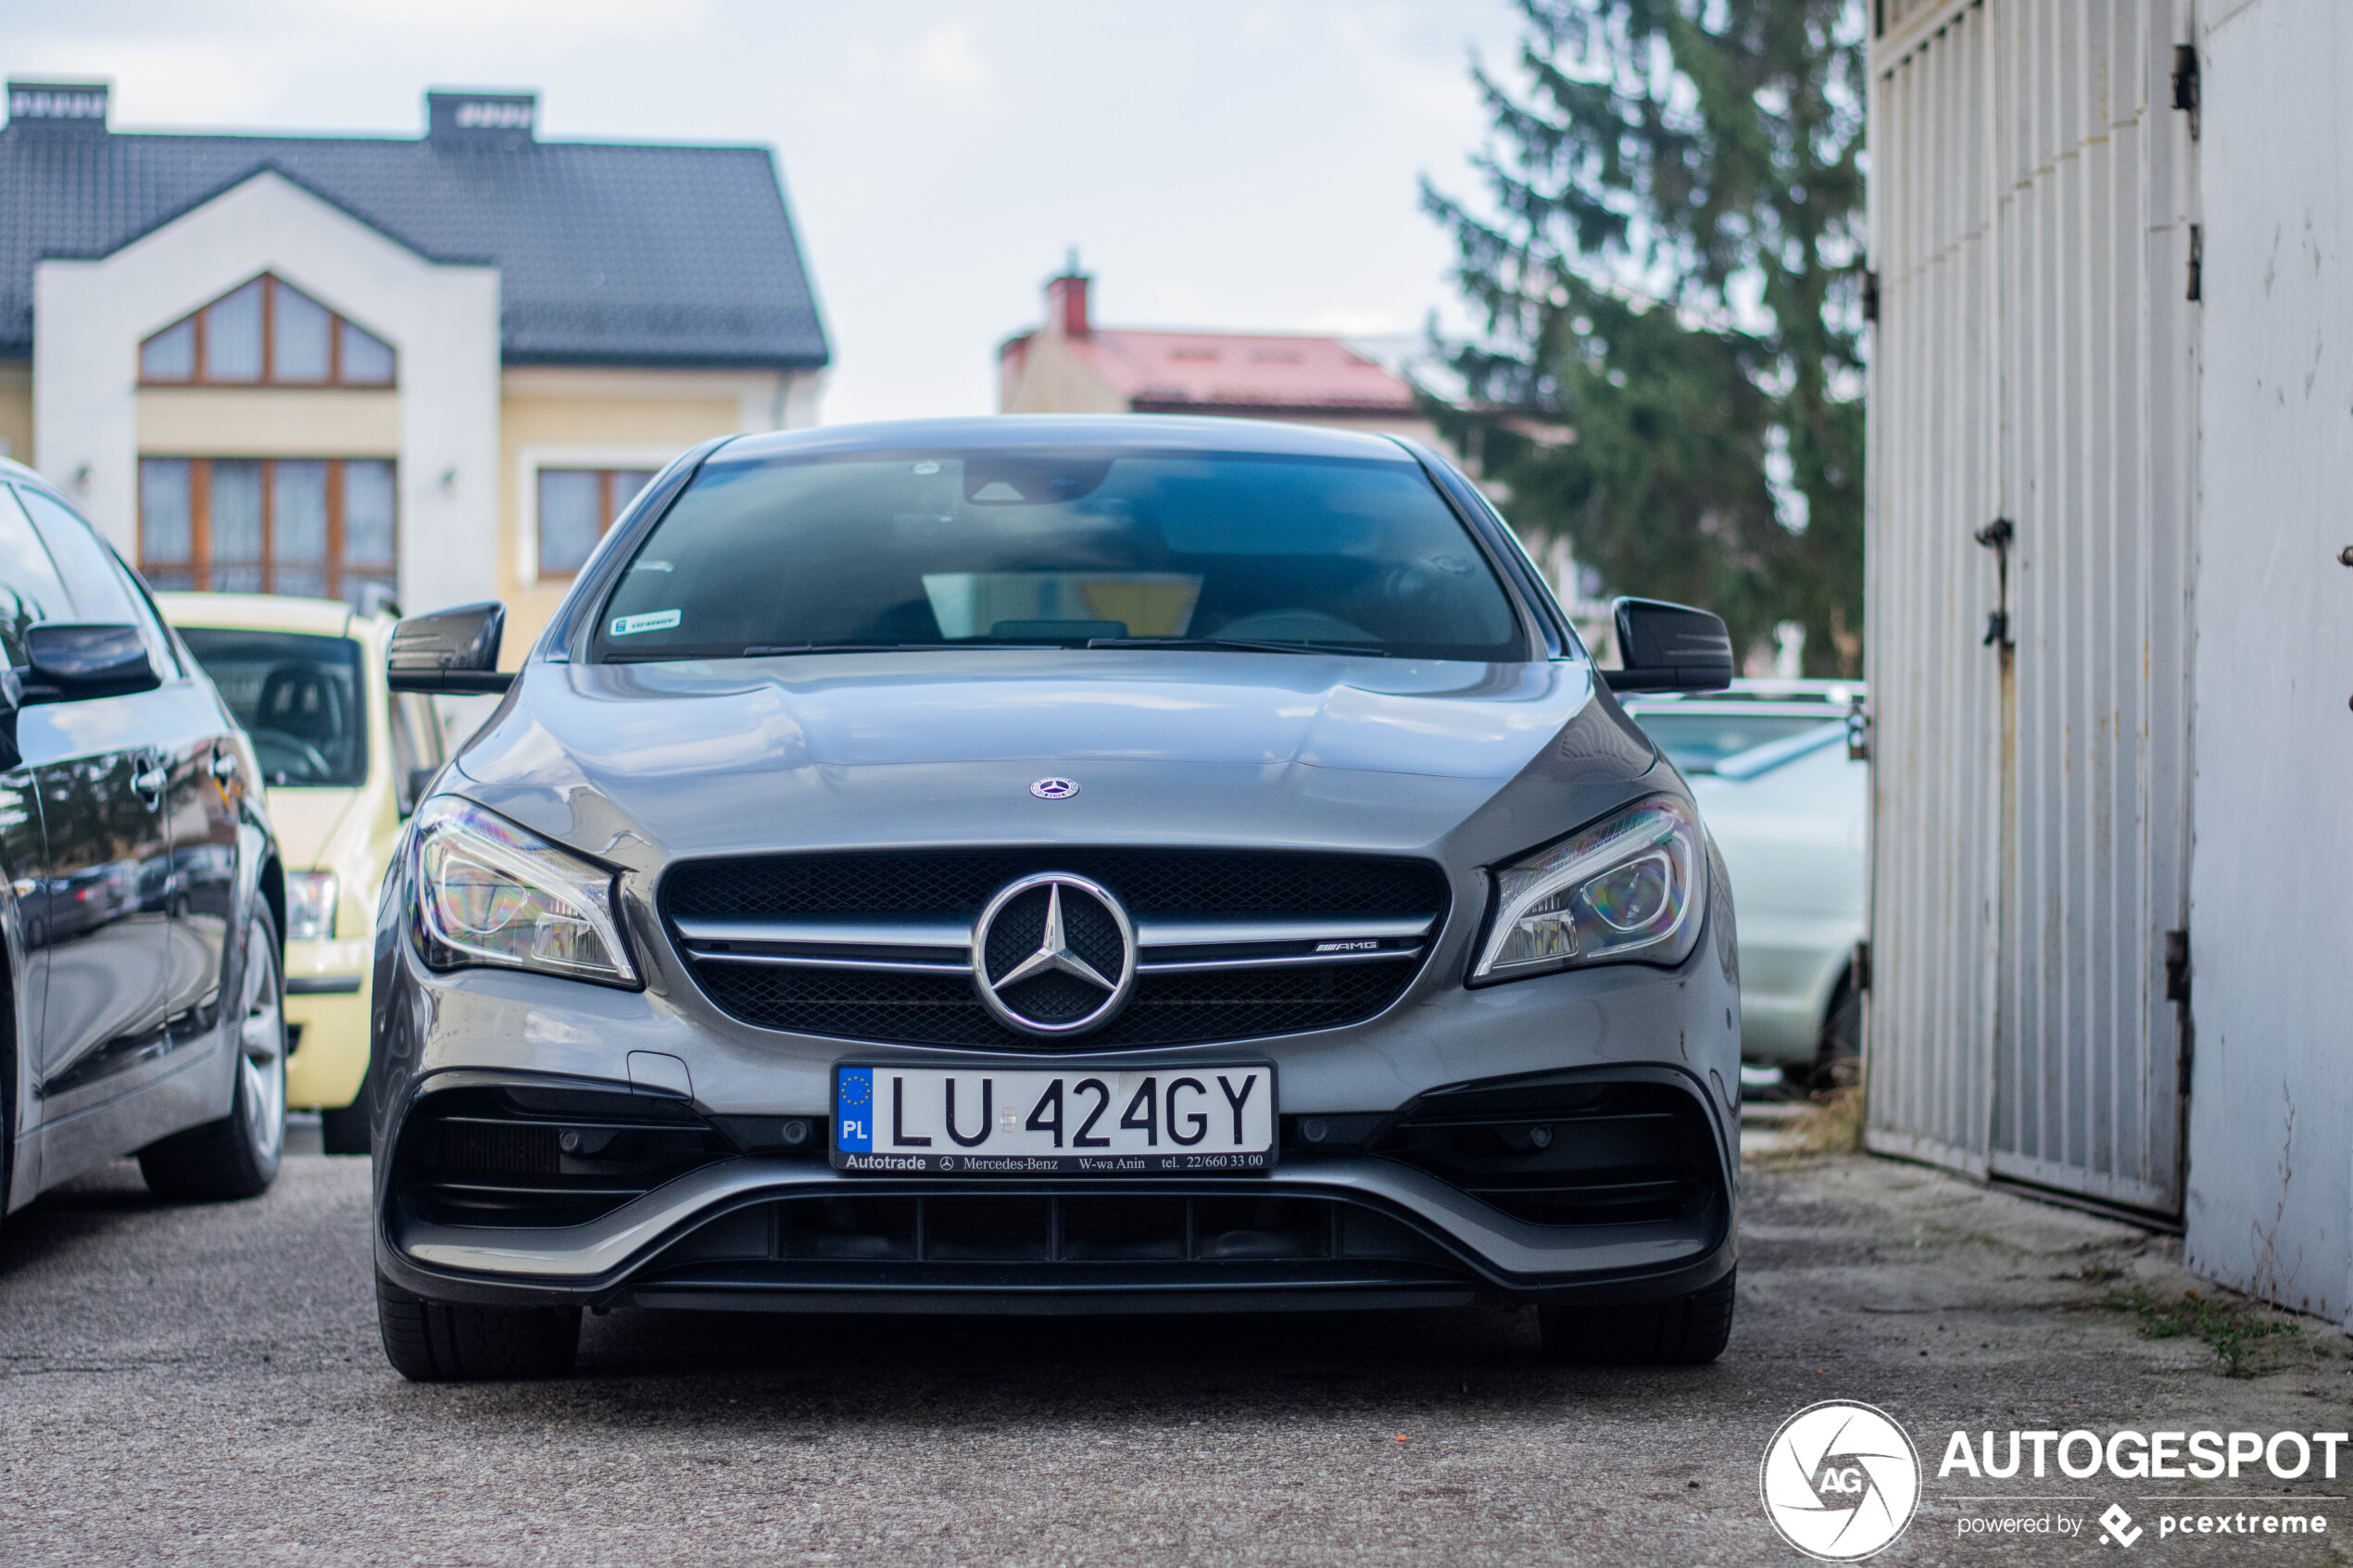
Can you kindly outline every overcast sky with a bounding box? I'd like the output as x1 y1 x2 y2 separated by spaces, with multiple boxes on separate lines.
3 0 1529 424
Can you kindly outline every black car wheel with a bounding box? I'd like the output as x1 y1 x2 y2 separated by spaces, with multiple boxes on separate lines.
139 908 286 1200
1537 1270 1737 1365
377 1271 580 1382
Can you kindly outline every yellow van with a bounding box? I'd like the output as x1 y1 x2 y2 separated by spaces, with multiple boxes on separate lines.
157 595 449 1152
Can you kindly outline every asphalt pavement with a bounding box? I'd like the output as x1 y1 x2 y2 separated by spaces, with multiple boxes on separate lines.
0 1124 2345 1566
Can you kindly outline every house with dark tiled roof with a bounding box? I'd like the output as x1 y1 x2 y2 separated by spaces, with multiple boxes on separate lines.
0 80 828 653
996 262 1440 448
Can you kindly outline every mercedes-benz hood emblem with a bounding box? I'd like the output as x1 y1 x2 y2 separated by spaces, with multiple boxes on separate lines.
1030 777 1079 799
971 872 1137 1036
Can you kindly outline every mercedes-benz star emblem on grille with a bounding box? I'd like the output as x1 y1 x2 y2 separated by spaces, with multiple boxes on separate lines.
971 872 1137 1036
1029 777 1079 799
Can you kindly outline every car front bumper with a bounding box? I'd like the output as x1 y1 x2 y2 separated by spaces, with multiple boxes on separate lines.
371 875 1743 1315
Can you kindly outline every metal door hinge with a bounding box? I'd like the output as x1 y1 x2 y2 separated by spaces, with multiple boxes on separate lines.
1861 269 1880 323
1853 939 1873 994
2163 929 2191 1004
2187 225 2203 302
1845 697 1871 762
2171 44 2200 137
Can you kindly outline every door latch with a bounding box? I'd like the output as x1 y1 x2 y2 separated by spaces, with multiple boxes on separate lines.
1974 518 2015 649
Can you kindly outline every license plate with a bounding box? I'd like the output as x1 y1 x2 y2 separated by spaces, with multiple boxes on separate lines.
832 1064 1276 1174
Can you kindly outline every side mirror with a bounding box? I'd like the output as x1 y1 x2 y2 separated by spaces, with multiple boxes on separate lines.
21 623 164 704
1603 597 1736 693
387 602 512 695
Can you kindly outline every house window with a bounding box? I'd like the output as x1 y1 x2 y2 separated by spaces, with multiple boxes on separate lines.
139 275 396 387
139 458 396 606
536 467 659 578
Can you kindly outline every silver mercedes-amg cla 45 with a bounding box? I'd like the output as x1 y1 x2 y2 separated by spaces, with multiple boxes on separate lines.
367 416 1743 1380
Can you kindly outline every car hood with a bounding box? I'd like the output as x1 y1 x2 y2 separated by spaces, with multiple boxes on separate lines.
450 650 1610 865
258 784 359 870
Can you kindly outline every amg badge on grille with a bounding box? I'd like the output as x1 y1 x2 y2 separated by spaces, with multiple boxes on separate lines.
1029 777 1079 799
971 872 1137 1036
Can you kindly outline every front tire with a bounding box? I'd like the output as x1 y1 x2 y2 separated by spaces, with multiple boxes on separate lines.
320 1090 371 1156
139 908 286 1201
1538 1270 1736 1365
377 1271 580 1382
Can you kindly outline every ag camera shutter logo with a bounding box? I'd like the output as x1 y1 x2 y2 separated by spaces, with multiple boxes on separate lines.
1760 1401 1921 1561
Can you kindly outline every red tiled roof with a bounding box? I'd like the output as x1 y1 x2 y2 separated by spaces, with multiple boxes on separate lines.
1082 329 1417 412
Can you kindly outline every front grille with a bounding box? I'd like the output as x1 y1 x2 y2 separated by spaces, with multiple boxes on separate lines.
663 848 1448 1049
1377 1078 1721 1227
689 954 1417 1048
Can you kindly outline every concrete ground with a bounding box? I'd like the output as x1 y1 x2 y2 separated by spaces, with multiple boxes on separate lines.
0 1124 2346 1567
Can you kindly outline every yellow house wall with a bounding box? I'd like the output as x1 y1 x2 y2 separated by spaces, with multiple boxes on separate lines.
0 362 31 467
497 368 774 665
136 387 401 457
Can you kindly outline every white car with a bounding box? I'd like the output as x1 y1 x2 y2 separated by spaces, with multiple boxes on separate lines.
1621 681 1866 1089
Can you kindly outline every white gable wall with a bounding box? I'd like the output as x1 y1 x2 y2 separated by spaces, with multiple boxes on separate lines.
32 170 502 616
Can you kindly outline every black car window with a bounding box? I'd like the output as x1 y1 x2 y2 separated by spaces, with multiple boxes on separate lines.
15 485 142 623
15 485 182 679
0 487 74 666
593 449 1526 663
175 628 369 786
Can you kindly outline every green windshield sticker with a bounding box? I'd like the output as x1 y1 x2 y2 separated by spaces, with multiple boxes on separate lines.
610 609 682 636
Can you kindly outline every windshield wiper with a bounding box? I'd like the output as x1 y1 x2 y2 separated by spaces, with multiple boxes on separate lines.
1085 636 1394 658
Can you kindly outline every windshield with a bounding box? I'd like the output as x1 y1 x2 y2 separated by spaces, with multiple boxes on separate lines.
592 448 1526 662
177 628 368 787
1629 710 1841 775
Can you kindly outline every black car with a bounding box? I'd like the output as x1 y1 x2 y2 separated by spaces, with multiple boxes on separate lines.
0 458 287 1223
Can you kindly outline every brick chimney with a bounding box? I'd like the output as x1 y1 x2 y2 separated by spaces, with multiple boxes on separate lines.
1043 252 1090 339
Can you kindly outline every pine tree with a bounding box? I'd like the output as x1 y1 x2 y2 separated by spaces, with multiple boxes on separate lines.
1425 0 1868 674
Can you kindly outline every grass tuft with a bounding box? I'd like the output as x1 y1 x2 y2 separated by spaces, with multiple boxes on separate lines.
2108 1284 2299 1377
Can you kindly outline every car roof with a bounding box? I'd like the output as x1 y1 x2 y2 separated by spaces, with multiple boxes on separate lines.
155 592 377 639
711 414 1424 466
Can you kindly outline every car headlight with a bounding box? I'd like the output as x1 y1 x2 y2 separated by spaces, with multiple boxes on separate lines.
1470 797 1705 984
410 797 638 986
286 871 337 942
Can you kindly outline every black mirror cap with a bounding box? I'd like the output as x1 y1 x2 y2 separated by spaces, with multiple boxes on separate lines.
20 623 163 704
1603 597 1737 693
387 601 513 694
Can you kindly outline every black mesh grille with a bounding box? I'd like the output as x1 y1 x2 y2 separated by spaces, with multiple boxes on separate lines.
691 950 1418 1048
664 848 1448 1049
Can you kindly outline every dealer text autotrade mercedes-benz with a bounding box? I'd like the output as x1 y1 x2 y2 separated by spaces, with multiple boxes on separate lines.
367 416 1743 1380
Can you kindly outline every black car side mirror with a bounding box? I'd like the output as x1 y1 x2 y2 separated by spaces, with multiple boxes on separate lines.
21 623 164 704
1603 597 1737 693
387 602 513 695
